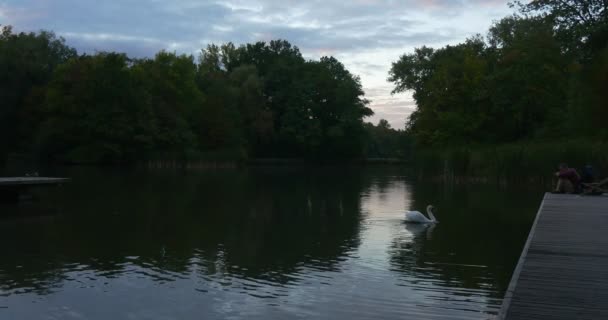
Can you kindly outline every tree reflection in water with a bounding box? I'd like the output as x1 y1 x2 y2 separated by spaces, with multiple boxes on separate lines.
0 167 542 319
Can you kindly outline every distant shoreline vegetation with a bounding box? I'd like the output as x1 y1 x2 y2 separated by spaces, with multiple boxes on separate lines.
413 140 608 183
0 25 409 166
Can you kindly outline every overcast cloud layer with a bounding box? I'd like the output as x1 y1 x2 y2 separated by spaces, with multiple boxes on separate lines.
1 0 513 128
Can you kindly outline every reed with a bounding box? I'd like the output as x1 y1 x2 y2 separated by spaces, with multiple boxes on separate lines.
413 140 608 183
143 147 246 169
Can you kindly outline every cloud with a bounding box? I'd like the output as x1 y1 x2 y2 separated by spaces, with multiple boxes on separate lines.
1 0 513 128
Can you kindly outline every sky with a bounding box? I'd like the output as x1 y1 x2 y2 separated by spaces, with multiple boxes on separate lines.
0 0 515 129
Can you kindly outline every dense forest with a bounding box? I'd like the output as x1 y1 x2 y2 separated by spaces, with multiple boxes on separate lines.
390 0 607 145
389 0 608 178
2 0 606 170
0 26 409 165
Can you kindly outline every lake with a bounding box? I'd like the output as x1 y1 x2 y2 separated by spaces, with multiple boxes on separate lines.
0 166 543 319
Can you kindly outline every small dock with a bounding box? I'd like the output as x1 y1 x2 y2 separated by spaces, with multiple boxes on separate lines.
0 177 69 202
499 193 608 319
0 177 69 187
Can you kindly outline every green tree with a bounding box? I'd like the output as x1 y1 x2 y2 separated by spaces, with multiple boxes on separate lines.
389 38 491 144
0 25 76 159
487 16 568 140
390 2 607 147
2 30 375 164
132 51 202 159
364 119 411 158
306 57 372 158
38 53 143 163
229 65 273 154
195 50 242 152
199 40 373 158
513 0 608 137
512 0 607 56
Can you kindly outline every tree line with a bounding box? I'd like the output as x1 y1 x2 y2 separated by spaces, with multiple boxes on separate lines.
389 0 607 146
1 26 408 164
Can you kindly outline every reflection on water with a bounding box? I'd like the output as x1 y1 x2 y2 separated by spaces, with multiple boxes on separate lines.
0 167 542 319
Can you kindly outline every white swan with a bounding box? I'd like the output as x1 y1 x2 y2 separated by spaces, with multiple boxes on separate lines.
405 205 438 224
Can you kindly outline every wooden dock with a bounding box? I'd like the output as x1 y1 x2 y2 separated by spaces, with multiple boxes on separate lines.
0 177 69 202
0 177 69 187
499 193 608 320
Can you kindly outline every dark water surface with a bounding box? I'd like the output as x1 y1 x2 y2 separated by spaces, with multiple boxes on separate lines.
0 167 543 319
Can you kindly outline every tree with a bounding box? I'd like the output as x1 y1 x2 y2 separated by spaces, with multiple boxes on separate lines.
229 65 273 153
38 53 143 162
389 38 492 144
199 40 373 158
512 0 608 136
364 120 411 158
487 15 568 140
0 25 76 158
1 29 375 164
390 15 578 145
390 2 607 146
131 52 205 159
306 56 372 158
512 0 608 56
377 119 391 130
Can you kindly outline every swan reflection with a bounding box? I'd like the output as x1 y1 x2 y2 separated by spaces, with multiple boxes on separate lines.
404 222 436 240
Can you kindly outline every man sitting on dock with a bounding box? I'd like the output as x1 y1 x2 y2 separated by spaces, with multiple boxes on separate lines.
554 163 580 194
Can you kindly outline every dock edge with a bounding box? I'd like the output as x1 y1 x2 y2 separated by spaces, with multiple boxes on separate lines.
496 192 548 320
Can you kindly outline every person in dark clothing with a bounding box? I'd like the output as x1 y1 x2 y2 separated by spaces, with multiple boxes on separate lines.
580 165 608 195
580 165 595 184
554 163 581 194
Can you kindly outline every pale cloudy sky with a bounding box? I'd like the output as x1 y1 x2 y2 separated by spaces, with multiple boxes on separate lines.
0 0 514 128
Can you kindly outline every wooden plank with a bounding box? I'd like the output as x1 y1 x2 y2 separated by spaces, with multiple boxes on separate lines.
499 193 608 320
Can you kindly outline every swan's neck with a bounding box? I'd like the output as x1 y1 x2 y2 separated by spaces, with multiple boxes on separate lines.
426 208 437 222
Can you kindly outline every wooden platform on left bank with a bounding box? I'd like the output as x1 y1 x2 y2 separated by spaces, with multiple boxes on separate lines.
0 177 69 202
0 177 69 187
